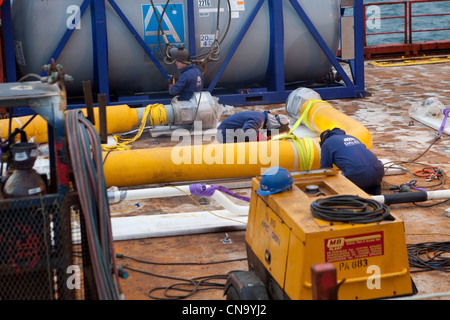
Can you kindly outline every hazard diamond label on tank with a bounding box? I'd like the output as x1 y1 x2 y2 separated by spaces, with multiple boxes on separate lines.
324 232 384 262
142 4 185 49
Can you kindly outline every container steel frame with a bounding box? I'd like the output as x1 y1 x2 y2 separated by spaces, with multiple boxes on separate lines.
1 0 365 108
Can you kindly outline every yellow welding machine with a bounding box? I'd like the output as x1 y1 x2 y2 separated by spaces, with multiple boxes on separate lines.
245 169 415 300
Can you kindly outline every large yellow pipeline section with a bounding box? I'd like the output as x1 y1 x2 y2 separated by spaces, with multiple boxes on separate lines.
102 140 320 187
102 99 372 187
0 105 139 143
301 99 373 150
1 99 371 187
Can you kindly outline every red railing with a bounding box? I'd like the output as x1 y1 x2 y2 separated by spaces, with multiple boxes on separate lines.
364 1 408 46
408 0 450 43
364 0 450 48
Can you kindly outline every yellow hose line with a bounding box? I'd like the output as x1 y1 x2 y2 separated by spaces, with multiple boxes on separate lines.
102 140 306 187
101 104 166 151
1 98 371 187
302 99 373 150
0 105 140 144
102 99 371 187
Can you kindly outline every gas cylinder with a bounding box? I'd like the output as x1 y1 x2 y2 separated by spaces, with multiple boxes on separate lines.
3 130 47 198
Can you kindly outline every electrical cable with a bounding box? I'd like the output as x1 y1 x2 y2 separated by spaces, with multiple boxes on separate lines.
407 242 450 273
409 107 449 163
383 161 448 207
410 198 450 208
150 0 172 58
410 135 442 162
17 73 41 82
125 265 229 300
146 274 228 300
382 107 448 196
151 0 232 73
310 195 393 224
66 110 122 300
384 160 446 191
117 253 247 266
406 232 450 237
117 253 247 300
191 0 232 62
19 114 38 131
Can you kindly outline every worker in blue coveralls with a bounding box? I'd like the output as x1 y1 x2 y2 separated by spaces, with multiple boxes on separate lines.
216 110 290 143
168 47 203 101
320 127 384 195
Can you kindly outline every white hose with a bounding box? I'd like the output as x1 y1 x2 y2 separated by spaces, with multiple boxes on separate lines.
388 291 450 300
108 185 249 216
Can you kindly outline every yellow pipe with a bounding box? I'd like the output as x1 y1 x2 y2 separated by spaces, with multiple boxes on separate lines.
302 99 373 150
102 99 371 187
1 99 371 187
0 115 49 143
0 105 139 143
102 140 315 187
84 105 139 136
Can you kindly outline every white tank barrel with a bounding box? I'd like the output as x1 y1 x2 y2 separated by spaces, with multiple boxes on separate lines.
11 0 340 97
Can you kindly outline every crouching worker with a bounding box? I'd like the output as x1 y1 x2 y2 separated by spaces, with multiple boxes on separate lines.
320 127 384 195
216 111 290 143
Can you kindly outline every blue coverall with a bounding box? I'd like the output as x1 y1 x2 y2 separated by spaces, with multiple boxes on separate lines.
216 111 269 143
320 128 384 195
169 64 203 101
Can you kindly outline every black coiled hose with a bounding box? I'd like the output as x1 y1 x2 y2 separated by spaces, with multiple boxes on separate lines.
310 195 393 224
407 242 450 273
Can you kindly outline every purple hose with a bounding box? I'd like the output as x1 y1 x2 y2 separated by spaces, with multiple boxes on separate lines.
438 108 450 136
189 183 250 202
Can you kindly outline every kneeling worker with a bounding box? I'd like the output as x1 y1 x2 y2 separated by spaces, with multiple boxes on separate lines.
320 127 384 195
216 111 290 143
168 47 204 101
